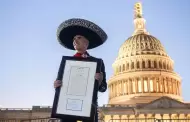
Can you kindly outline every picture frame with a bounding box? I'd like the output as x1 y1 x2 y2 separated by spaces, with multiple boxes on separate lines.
51 56 101 121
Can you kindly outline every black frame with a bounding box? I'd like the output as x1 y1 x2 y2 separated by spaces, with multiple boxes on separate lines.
51 56 101 121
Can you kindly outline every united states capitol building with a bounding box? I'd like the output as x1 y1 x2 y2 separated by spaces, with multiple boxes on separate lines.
1 2 190 122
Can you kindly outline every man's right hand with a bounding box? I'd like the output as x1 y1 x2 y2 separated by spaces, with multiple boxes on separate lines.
54 80 62 88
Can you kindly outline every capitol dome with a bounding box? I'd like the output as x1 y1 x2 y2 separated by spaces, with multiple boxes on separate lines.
108 2 182 105
118 34 168 58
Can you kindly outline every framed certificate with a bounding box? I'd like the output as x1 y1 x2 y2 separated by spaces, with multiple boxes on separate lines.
51 56 101 121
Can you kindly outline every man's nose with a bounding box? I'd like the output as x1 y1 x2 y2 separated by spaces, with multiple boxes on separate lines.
74 40 80 45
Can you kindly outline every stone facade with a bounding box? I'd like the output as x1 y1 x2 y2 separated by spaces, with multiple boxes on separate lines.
0 106 51 120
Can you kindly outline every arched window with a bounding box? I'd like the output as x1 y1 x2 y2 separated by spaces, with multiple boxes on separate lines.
131 62 134 69
126 63 129 70
159 61 162 69
123 64 125 71
137 61 140 69
154 60 157 68
163 62 166 69
142 60 145 68
167 63 169 70
148 60 151 68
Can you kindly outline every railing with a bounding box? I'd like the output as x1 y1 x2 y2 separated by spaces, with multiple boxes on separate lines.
0 119 21 122
2 118 190 122
108 118 190 122
108 118 155 122
0 118 105 122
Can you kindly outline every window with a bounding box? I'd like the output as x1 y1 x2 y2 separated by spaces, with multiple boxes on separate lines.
137 61 140 69
142 61 145 68
148 60 151 68
123 64 125 71
154 61 157 68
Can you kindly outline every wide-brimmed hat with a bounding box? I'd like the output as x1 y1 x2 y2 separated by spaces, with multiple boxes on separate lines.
56 18 108 50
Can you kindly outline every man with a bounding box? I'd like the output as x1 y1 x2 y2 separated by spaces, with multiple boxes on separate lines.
53 18 108 122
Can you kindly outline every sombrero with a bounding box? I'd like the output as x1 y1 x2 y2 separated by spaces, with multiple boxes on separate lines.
56 18 108 50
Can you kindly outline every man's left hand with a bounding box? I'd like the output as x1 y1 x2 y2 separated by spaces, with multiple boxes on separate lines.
95 72 103 86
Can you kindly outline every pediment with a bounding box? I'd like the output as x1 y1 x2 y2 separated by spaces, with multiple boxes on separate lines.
141 96 188 109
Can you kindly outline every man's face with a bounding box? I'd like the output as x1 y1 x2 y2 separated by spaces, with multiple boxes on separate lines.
73 35 89 52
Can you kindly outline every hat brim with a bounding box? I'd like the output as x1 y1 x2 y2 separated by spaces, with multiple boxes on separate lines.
56 18 107 50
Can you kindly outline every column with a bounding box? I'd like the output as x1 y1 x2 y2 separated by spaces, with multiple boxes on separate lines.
160 114 163 120
151 60 154 68
141 77 144 93
110 84 113 98
112 83 114 98
153 77 156 92
127 115 130 121
134 60 137 70
129 61 131 70
132 78 135 93
116 81 118 96
123 80 126 95
126 79 129 94
159 77 162 92
145 60 148 68
129 79 132 94
179 82 182 96
110 115 113 122
165 78 168 93
162 77 165 93
135 114 139 121
135 78 138 93
118 81 121 96
144 114 148 122
176 81 179 95
140 60 142 69
120 81 122 95
119 115 121 122
157 60 159 69
171 79 173 94
147 77 150 92
151 114 156 118
121 80 124 95
114 82 116 97
171 79 174 94
169 114 172 122
109 84 111 99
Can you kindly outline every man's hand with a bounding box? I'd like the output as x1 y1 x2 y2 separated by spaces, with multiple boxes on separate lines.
95 72 103 86
54 80 62 88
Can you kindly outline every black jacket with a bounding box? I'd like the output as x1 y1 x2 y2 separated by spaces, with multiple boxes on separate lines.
56 55 107 105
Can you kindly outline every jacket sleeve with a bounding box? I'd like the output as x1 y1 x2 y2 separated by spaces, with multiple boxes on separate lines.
56 56 64 81
98 59 107 92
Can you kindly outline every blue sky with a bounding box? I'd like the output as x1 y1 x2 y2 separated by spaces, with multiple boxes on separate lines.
0 0 190 108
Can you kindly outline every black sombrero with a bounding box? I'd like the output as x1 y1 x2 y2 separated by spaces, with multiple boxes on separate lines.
57 18 108 50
